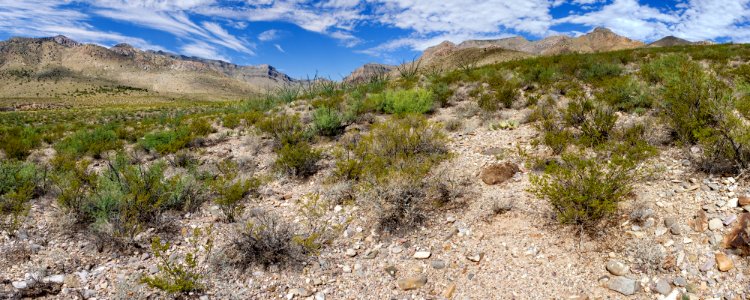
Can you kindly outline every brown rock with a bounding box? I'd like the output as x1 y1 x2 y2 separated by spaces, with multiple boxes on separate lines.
716 252 734 271
397 275 427 290
739 196 750 206
480 162 520 185
692 210 708 232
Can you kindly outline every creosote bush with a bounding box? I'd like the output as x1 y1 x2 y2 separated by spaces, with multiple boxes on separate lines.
334 115 450 231
56 127 120 159
0 126 41 160
312 107 344 137
210 159 261 222
0 160 42 234
368 88 435 115
529 152 640 227
275 142 322 178
142 226 213 294
231 210 305 269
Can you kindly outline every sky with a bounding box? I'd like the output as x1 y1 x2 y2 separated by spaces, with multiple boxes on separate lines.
0 0 749 79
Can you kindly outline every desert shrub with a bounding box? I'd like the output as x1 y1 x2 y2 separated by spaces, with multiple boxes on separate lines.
529 152 640 227
222 114 242 129
140 119 215 154
142 227 213 294
293 194 342 254
231 210 305 269
368 88 435 115
444 119 463 132
538 120 572 155
256 114 309 147
0 160 41 233
580 106 618 146
578 59 622 81
563 97 594 127
596 76 652 112
55 154 194 243
0 126 42 160
334 116 450 232
275 142 322 178
478 77 520 112
210 159 261 222
56 127 120 159
429 81 454 107
640 54 689 84
312 107 344 137
521 64 559 86
733 64 750 84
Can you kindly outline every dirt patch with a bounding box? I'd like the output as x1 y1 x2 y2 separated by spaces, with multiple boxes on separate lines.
480 162 520 185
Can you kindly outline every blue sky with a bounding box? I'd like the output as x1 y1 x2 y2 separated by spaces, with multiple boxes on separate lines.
0 0 749 79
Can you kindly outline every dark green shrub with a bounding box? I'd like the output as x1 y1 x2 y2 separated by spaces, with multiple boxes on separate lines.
275 142 322 178
478 78 520 112
56 127 120 159
596 76 652 112
429 81 454 107
0 127 41 160
312 107 344 137
140 119 214 154
640 54 689 84
563 98 594 127
529 152 640 226
0 160 41 233
580 106 618 146
578 59 622 81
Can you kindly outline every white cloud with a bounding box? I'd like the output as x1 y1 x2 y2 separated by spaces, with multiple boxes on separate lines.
258 29 281 41
274 44 285 53
556 0 678 40
181 41 229 61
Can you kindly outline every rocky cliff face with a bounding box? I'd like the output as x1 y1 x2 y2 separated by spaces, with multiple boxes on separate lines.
343 63 397 83
0 35 293 100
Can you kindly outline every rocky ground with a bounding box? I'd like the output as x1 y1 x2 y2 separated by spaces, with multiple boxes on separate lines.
2 100 750 300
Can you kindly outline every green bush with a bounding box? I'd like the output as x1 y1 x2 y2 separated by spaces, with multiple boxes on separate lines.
580 106 618 146
142 227 213 294
56 127 121 159
312 107 344 137
529 152 640 226
0 126 41 160
478 77 520 112
211 159 261 222
429 81 454 107
275 142 322 178
55 154 196 243
640 54 689 84
0 160 41 233
334 116 450 231
596 76 651 112
563 98 594 127
140 119 214 154
369 88 435 115
256 114 309 147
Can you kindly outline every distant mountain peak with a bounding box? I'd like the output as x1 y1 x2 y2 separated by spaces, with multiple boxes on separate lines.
49 35 80 47
591 27 614 34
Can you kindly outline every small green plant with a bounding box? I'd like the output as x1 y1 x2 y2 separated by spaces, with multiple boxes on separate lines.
0 160 41 234
596 76 652 112
56 127 121 159
210 159 260 222
142 226 213 294
580 106 618 146
529 152 640 227
292 194 344 254
275 142 322 178
256 114 309 147
563 98 594 127
231 210 305 269
490 120 519 130
312 107 344 137
0 126 42 160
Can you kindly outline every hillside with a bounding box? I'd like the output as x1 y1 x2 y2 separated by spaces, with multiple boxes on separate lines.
0 36 293 106
3 39 750 300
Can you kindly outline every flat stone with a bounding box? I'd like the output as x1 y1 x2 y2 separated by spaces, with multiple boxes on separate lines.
673 277 687 287
413 251 431 259
700 259 715 272
12 281 28 289
670 225 682 235
693 210 708 232
708 218 723 230
716 252 734 272
727 198 739 208
390 246 404 254
605 260 629 276
664 217 676 228
397 275 427 291
442 283 456 298
44 274 65 284
466 252 484 262
290 288 313 297
608 276 639 296
724 215 737 226
653 278 672 295
431 260 446 269
363 249 378 259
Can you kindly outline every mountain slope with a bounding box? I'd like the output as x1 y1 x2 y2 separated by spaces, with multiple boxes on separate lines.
0 36 293 103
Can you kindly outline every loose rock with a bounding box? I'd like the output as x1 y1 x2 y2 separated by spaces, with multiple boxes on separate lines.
605 260 629 276
716 252 734 271
607 276 639 296
480 162 520 185
396 275 427 291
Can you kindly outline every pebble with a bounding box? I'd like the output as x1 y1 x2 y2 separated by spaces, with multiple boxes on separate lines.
673 277 687 287
12 281 28 289
664 217 676 228
413 251 431 259
708 218 723 230
608 276 639 296
466 252 484 262
654 227 667 237
724 215 737 226
342 265 352 273
715 252 734 271
700 259 715 272
605 260 629 276
670 225 682 236
345 249 357 257
653 278 672 295
363 249 378 259
727 197 739 208
384 265 397 278
431 260 446 269
396 275 427 291
390 246 404 254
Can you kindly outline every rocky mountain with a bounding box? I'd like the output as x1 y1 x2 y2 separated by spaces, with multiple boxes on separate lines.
343 63 396 83
441 27 644 57
648 36 716 47
0 35 293 101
